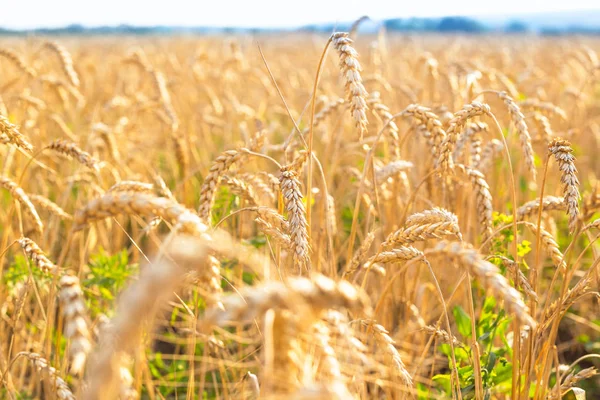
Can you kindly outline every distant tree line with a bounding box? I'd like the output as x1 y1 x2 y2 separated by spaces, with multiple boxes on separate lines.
0 18 599 36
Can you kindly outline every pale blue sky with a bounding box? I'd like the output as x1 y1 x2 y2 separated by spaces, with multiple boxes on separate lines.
1 0 598 29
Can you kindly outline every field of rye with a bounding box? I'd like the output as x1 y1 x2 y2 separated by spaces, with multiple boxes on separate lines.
0 30 599 399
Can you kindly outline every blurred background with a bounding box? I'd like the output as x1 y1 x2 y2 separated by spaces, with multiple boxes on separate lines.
1 0 599 35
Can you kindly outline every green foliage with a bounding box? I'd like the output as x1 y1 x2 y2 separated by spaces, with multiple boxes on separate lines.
147 352 191 398
2 254 52 290
433 296 514 398
211 185 236 226
83 248 138 316
341 204 363 236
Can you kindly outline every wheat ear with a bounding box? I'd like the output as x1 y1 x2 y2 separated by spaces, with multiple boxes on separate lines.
280 160 310 270
437 102 491 172
47 140 100 172
548 138 580 232
402 104 447 155
427 241 536 327
362 320 413 386
0 114 33 152
43 41 80 87
18 237 56 273
1 177 43 233
331 32 369 139
204 274 370 326
497 91 537 179
73 192 207 236
59 274 92 375
17 352 75 400
28 194 72 220
0 48 36 77
382 207 461 246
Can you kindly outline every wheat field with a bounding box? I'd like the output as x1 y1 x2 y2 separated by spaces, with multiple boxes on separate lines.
0 31 599 399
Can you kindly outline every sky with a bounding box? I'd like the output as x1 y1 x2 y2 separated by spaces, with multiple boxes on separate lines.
1 0 599 29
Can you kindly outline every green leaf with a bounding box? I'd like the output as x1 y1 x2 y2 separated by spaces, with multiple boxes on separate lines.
453 306 472 338
432 373 452 393
417 382 430 400
486 352 498 373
